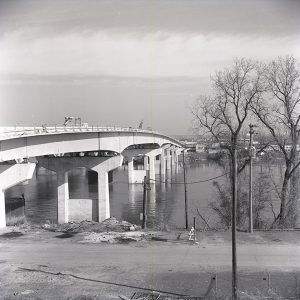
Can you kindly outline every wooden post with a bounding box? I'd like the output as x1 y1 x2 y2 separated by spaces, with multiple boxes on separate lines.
183 150 188 229
215 273 218 295
249 124 255 233
232 146 238 300
142 176 147 229
193 217 196 241
296 275 298 298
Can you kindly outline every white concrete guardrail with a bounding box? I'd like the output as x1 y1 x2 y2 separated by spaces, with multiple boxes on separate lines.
0 126 164 141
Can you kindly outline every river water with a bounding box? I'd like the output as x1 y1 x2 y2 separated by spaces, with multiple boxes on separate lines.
5 160 282 229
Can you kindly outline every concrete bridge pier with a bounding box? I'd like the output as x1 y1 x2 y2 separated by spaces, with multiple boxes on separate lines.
37 156 123 224
160 152 166 176
95 167 110 221
171 150 176 167
170 148 181 171
175 148 182 172
148 155 156 182
171 148 181 167
144 156 149 172
127 156 146 184
123 148 161 184
166 149 172 170
160 145 172 175
169 145 180 169
57 171 69 223
0 163 36 228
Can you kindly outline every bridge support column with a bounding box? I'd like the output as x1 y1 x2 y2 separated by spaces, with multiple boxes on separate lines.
166 149 172 170
160 152 166 176
144 156 149 171
37 156 123 223
57 172 69 224
123 149 161 184
94 156 123 222
95 169 110 221
148 155 156 182
127 157 146 184
0 163 36 228
175 148 182 172
171 150 177 166
128 157 134 183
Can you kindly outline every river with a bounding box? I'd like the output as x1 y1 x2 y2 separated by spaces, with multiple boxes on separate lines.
5 159 282 229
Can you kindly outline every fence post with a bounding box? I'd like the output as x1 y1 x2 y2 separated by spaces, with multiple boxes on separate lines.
215 273 218 295
142 176 147 229
193 216 196 241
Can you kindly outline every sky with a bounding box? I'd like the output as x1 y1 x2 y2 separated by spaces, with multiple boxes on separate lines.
0 0 299 135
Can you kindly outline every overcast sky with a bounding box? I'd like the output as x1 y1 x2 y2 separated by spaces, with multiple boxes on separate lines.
0 0 299 135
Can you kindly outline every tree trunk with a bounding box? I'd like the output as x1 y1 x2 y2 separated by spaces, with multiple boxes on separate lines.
279 167 290 226
289 164 300 227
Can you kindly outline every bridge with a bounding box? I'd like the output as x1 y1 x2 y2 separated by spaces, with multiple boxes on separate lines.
0 126 184 228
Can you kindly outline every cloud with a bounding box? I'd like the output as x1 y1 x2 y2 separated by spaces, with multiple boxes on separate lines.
0 28 299 79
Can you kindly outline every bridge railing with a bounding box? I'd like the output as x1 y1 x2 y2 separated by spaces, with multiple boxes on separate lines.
0 126 157 140
0 126 184 148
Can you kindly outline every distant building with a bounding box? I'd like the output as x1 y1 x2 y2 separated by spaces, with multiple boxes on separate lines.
211 142 220 149
181 141 197 152
207 142 223 155
262 144 300 153
208 148 221 155
195 143 206 153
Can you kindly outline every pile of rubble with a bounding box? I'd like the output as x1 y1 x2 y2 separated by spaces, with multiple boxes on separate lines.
82 231 147 244
41 217 148 243
43 217 141 233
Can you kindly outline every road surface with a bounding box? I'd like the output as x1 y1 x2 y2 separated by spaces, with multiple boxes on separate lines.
0 229 299 299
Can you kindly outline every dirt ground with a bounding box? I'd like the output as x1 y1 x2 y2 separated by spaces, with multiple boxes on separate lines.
0 220 300 299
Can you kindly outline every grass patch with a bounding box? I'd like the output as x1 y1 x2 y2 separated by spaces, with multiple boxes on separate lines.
6 215 27 226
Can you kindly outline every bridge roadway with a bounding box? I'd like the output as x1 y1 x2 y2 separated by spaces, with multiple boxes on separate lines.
0 126 184 228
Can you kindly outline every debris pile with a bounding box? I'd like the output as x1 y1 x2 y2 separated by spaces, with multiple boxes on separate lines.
43 217 141 233
82 231 147 244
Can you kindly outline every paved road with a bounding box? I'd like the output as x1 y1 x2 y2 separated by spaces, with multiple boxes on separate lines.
0 233 300 299
1 240 300 271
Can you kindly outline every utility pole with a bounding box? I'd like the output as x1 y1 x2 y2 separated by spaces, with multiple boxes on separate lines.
248 124 256 234
182 150 188 229
142 176 147 229
232 145 238 300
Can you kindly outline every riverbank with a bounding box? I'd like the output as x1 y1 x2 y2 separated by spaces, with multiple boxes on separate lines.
0 220 300 299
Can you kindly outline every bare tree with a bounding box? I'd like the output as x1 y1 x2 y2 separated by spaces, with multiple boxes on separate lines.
191 58 264 217
191 58 264 299
251 55 300 227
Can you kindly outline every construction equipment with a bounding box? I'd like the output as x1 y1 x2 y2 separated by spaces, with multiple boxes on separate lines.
63 117 82 127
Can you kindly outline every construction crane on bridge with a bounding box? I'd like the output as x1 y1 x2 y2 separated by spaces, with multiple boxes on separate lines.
63 117 82 127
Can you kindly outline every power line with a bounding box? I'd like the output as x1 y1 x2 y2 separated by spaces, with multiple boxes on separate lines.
110 172 228 186
149 172 228 185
